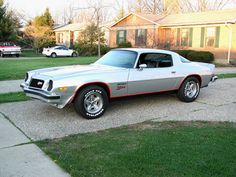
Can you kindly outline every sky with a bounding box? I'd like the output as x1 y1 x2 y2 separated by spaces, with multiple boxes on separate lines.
4 0 120 24
4 0 236 24
5 0 79 19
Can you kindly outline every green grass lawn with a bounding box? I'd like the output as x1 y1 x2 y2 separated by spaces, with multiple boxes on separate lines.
37 121 236 177
0 57 97 81
0 92 30 103
217 73 236 79
20 49 44 57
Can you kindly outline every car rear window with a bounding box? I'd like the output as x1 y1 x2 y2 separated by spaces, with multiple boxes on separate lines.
180 56 191 63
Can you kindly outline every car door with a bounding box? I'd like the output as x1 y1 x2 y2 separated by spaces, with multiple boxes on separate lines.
128 53 178 95
60 46 70 56
53 47 63 56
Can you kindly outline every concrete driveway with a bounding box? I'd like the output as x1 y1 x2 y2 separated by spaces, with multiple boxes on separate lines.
0 78 235 140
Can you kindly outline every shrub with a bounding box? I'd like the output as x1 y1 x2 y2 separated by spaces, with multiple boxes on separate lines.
173 50 193 58
173 50 214 63
187 51 214 63
118 41 132 48
73 42 110 56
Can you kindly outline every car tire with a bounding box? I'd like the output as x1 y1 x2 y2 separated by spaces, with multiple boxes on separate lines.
74 85 108 119
72 52 77 57
51 53 57 58
177 77 200 102
0 52 4 58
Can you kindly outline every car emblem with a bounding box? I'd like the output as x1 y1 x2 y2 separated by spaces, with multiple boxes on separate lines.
37 81 43 86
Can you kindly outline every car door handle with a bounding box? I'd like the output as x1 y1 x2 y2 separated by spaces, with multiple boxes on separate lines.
171 71 176 74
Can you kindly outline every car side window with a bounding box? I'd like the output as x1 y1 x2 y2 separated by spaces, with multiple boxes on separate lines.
138 53 173 68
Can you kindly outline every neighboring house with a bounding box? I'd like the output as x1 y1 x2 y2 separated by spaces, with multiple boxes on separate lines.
54 22 111 48
54 23 85 48
110 9 236 64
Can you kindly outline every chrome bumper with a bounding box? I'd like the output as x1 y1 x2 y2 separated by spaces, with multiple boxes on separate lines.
20 83 60 103
211 75 218 82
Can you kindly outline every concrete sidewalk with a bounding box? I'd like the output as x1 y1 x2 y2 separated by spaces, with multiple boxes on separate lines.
215 67 236 74
0 113 70 177
0 67 235 94
0 79 23 94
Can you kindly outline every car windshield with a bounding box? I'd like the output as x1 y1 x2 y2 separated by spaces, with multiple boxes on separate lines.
95 50 138 68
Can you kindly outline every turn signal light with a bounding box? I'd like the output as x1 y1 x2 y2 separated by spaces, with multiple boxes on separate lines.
58 87 68 91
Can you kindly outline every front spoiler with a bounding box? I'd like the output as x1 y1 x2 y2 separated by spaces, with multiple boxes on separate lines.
211 75 218 82
20 83 60 104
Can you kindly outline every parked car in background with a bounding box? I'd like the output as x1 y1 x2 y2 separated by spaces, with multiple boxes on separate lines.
42 46 78 58
21 48 217 119
0 42 21 57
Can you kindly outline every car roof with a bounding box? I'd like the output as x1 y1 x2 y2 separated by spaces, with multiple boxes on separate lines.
53 45 66 48
112 48 178 55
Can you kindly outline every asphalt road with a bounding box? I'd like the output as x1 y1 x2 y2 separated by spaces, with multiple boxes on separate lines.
0 78 235 140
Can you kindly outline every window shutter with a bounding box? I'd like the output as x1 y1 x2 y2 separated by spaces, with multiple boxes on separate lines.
124 30 127 43
200 27 205 47
144 29 147 46
189 28 193 47
135 29 138 45
215 27 220 48
176 28 180 46
116 31 119 45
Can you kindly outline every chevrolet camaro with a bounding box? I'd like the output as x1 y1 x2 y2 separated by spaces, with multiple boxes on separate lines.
21 48 217 119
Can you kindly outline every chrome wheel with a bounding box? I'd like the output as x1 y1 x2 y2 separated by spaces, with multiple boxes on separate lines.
84 92 103 114
51 53 57 58
184 81 199 98
72 52 77 57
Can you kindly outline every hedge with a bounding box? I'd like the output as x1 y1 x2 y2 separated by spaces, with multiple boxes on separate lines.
118 41 132 48
73 43 110 56
174 50 214 63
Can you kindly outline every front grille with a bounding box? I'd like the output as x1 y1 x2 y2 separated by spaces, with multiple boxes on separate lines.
29 79 44 89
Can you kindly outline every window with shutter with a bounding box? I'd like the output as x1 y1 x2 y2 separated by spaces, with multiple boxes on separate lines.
176 28 193 47
116 30 127 45
205 27 217 47
135 29 147 46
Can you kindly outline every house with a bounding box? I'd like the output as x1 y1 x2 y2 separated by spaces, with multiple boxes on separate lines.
54 23 86 48
54 22 111 48
109 9 236 64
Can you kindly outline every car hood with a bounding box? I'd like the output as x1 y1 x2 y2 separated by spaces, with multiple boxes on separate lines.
33 64 126 79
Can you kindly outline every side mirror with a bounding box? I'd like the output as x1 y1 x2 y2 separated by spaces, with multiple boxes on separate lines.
138 64 147 70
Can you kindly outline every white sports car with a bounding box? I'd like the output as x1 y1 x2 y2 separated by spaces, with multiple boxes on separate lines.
21 48 217 119
42 46 77 58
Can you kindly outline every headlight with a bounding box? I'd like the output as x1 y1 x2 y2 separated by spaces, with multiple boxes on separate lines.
25 73 29 82
47 80 53 91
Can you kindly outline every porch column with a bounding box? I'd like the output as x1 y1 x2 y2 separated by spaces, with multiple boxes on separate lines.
225 23 233 64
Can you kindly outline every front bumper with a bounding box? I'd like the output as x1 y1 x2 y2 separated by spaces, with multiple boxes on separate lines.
20 83 61 105
3 51 21 55
211 75 218 82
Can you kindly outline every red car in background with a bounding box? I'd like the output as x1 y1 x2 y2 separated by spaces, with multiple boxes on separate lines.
0 42 21 57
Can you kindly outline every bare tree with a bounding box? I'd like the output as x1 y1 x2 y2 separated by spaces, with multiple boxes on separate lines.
128 0 234 15
143 0 162 14
114 0 126 21
74 0 110 57
181 0 233 12
62 4 75 24
128 0 144 13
